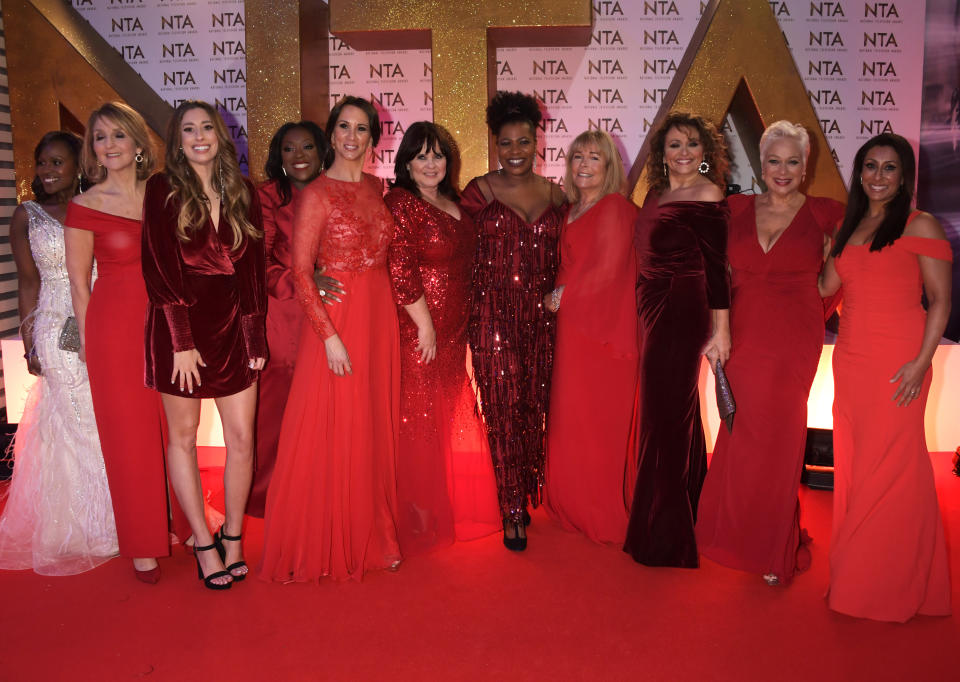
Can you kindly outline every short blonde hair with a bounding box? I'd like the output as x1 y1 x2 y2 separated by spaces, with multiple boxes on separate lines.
81 101 157 183
564 129 626 203
759 120 810 161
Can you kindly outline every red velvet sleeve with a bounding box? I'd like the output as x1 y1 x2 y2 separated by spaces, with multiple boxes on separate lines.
696 201 731 310
385 189 425 306
237 179 268 360
141 173 197 352
292 182 336 339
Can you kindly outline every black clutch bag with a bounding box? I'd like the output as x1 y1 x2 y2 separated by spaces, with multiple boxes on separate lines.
715 360 736 433
57 316 81 353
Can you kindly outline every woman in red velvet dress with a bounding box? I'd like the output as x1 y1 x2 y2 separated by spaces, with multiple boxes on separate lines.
246 120 327 518
696 122 844 585
385 122 499 557
461 91 566 551
260 96 402 582
544 130 638 544
64 102 180 583
142 101 267 590
820 133 952 622
624 112 730 568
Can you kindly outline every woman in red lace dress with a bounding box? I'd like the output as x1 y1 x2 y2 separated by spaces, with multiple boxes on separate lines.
142 101 267 589
260 97 402 582
385 122 499 557
246 121 326 518
461 92 566 551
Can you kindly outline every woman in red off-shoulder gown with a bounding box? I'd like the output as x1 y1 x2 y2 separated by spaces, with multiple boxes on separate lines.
260 97 402 582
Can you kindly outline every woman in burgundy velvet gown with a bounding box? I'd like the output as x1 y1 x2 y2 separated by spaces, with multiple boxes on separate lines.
142 101 267 589
461 92 566 551
696 122 844 585
544 130 638 544
385 122 499 557
246 121 327 518
260 97 402 582
624 112 731 568
64 102 187 583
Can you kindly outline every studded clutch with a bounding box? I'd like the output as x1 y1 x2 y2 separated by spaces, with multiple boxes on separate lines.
715 360 736 433
57 316 81 353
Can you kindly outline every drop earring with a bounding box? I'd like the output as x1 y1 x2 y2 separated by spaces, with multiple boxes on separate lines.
698 160 710 175
282 166 288 177
135 150 144 165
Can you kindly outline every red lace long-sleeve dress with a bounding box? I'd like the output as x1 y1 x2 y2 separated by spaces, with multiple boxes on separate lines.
460 178 563 524
385 188 500 556
259 173 402 582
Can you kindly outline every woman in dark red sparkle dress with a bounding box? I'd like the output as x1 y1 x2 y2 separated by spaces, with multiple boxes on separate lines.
246 120 327 518
142 101 267 589
460 92 566 551
385 122 499 557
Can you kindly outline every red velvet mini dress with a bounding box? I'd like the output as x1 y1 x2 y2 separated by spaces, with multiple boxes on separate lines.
141 174 267 398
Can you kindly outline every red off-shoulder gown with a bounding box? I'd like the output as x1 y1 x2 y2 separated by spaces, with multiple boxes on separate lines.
545 193 639 544
384 188 499 556
247 180 306 517
141 174 267 398
260 173 402 582
696 194 843 582
624 197 730 568
828 224 952 622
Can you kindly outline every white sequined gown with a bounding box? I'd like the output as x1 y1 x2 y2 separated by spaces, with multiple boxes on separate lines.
0 201 118 575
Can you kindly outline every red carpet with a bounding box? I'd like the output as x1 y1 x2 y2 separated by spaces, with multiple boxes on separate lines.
1 452 957 681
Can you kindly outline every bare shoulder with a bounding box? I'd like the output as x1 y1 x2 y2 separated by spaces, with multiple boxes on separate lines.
904 211 947 240
690 180 724 202
547 178 566 206
70 185 103 210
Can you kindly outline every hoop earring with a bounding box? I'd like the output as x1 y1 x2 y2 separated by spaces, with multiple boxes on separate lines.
698 160 710 175
135 151 144 165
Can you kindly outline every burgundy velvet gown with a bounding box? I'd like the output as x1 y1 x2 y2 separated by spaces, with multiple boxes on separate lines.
247 180 306 517
460 177 563 523
385 188 500 556
141 174 267 399
64 203 185 558
696 194 843 582
545 193 639 544
624 195 729 568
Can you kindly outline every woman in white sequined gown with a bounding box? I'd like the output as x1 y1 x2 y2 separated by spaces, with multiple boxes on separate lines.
0 132 118 575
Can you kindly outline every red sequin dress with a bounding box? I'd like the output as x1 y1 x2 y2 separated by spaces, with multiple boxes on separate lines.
259 173 402 582
385 188 500 556
460 178 563 523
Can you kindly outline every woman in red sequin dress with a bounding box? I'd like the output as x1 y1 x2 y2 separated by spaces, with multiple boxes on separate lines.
460 92 566 551
260 97 402 582
246 121 327 518
385 122 500 557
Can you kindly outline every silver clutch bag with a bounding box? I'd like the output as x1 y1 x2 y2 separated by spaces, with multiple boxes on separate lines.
715 360 736 433
57 316 81 353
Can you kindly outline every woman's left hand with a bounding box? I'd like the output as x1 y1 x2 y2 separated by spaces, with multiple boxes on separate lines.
891 358 928 407
415 322 437 364
703 329 731 370
248 357 266 371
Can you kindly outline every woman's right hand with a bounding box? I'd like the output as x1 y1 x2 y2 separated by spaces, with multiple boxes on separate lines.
324 334 352 376
415 322 437 364
171 349 205 394
313 267 346 304
26 352 42 377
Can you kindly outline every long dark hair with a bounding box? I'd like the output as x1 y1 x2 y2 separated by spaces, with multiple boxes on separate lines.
324 96 380 169
832 133 916 256
390 122 459 200
31 131 86 203
264 120 327 207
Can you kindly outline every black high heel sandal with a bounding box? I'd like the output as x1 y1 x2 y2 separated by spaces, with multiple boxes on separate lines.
215 528 248 581
195 541 232 590
502 518 527 552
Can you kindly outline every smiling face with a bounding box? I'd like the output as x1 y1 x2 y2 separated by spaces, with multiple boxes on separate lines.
663 125 704 179
407 142 448 194
179 107 220 169
860 145 903 204
330 105 373 164
761 138 806 198
92 116 139 175
495 120 537 177
36 140 79 199
569 144 607 199
281 126 322 188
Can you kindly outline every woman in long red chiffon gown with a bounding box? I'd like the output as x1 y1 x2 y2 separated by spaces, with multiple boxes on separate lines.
623 113 731 568
246 121 326 518
544 130 638 544
385 122 499 556
820 133 952 622
696 122 844 585
260 97 402 582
